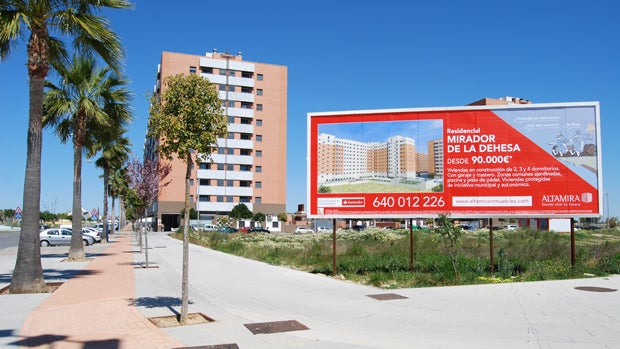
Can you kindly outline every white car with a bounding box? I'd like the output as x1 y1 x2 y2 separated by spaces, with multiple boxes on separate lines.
81 227 102 243
503 225 518 230
295 226 314 234
316 226 331 232
40 228 95 247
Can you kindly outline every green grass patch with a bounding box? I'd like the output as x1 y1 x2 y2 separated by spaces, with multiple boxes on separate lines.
170 227 620 289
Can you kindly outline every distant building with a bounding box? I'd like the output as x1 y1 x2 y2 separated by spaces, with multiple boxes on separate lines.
317 134 420 184
145 51 287 231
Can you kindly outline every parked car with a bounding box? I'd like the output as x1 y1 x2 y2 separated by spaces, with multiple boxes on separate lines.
585 225 601 230
39 228 95 247
203 224 217 231
39 224 50 232
218 227 239 233
250 227 270 233
316 226 331 232
81 227 102 243
503 225 518 230
295 226 314 234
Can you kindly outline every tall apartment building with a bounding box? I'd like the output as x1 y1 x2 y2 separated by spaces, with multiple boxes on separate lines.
145 51 287 230
317 134 418 184
427 139 443 178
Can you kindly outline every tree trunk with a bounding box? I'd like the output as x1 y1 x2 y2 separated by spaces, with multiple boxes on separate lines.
143 212 150 267
138 218 143 253
102 166 110 243
119 195 125 229
9 72 46 294
68 115 86 261
180 153 192 325
111 194 116 237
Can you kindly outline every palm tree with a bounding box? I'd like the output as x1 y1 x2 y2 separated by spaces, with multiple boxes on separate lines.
1 0 132 293
93 132 131 242
43 54 131 261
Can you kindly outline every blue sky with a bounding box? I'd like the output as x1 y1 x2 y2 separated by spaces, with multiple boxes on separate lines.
1 0 618 220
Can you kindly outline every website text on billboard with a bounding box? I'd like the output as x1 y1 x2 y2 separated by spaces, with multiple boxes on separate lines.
307 102 602 218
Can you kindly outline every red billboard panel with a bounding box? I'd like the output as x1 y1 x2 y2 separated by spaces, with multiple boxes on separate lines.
307 102 602 218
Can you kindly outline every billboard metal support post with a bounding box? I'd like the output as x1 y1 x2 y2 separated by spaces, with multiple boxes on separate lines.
409 218 414 271
571 219 576 268
332 218 337 276
489 218 494 276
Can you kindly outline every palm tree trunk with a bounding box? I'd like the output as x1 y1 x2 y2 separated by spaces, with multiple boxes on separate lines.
102 167 109 243
111 194 116 236
9 75 46 293
180 153 192 325
68 133 85 261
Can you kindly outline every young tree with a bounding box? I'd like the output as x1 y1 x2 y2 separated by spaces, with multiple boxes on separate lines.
433 213 463 283
1 0 132 293
230 203 253 221
253 212 266 228
126 158 171 266
148 73 227 325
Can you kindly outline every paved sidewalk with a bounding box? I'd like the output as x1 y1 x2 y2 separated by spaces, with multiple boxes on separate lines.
135 232 620 349
15 232 183 348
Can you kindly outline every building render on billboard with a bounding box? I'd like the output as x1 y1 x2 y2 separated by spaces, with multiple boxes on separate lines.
145 51 287 230
318 134 424 183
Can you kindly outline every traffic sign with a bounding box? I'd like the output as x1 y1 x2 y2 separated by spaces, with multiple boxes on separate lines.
15 206 22 214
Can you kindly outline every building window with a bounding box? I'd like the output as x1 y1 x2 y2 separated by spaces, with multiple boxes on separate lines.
255 181 262 188
257 89 263 96
240 165 251 172
217 179 224 186
189 66 196 74
228 85 235 92
229 70 235 77
190 195 194 202
189 179 194 186
256 104 263 111
228 133 234 139
227 180 234 186
240 196 250 203
227 148 234 155
226 164 234 171
256 150 262 157
227 100 235 107
199 195 210 202
240 149 251 156
199 179 210 185
219 69 227 75
257 74 263 81
228 116 235 123
219 84 226 91
256 166 262 173
256 119 263 126
217 163 224 170
227 196 234 202
218 147 225 154
199 163 209 169
256 135 262 142
201 67 213 74
217 196 224 202
255 197 262 203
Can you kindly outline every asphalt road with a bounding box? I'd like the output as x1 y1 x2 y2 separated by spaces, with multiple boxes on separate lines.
0 231 19 250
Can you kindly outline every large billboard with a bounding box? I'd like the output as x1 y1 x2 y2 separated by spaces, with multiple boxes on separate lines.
307 102 602 219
